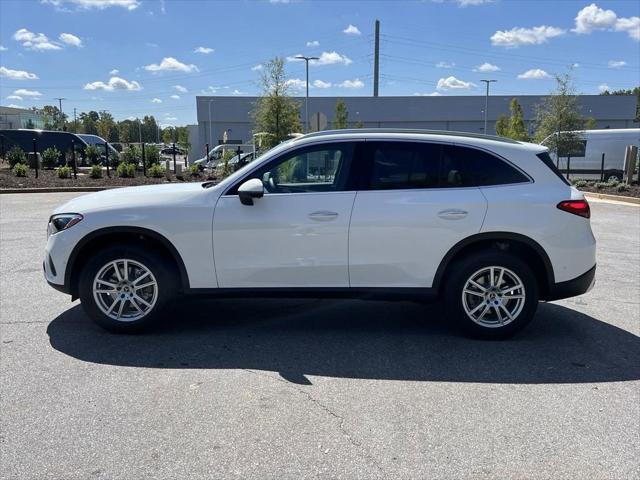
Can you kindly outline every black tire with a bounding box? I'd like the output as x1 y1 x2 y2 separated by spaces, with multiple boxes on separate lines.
78 244 176 333
443 250 539 339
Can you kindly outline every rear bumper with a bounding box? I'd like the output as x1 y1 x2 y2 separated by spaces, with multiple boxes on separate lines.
545 264 596 301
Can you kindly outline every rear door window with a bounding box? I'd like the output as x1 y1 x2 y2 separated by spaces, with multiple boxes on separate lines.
440 145 530 187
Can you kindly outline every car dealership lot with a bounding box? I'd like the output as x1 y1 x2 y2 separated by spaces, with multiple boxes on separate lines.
1 193 638 479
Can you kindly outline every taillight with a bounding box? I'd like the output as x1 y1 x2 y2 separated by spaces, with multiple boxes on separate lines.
557 200 590 219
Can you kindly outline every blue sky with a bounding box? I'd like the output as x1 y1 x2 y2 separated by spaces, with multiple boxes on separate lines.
0 0 638 126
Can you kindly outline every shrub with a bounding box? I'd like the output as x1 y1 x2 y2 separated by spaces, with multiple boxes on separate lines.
117 162 135 178
595 182 609 190
89 164 103 179
85 145 100 165
42 147 61 169
13 163 27 177
189 164 200 176
148 163 165 178
57 166 72 179
616 183 630 193
573 180 589 188
606 177 619 187
145 144 160 167
7 146 26 167
120 145 140 165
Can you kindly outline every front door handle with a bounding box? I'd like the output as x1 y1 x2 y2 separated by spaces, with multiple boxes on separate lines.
438 209 468 220
309 211 339 221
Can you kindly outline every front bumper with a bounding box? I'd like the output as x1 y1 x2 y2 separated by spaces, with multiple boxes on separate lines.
545 264 596 301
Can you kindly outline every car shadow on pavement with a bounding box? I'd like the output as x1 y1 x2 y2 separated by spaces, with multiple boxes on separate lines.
47 298 640 385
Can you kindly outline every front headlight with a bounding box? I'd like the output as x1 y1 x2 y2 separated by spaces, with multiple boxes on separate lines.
48 213 83 237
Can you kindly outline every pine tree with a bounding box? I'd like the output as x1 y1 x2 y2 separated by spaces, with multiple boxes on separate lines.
333 98 348 129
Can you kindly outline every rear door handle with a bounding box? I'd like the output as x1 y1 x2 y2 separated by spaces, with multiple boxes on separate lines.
309 211 339 221
438 209 468 220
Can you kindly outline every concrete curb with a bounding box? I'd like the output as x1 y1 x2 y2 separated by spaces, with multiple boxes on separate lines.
0 186 121 194
583 191 640 205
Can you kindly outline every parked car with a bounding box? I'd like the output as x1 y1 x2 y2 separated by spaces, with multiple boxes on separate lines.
0 129 88 165
541 128 640 181
160 145 186 156
44 129 596 338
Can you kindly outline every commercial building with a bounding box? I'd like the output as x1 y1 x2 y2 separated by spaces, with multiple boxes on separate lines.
0 106 45 130
190 94 636 160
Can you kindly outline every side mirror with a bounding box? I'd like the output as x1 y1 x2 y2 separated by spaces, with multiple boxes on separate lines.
238 178 264 206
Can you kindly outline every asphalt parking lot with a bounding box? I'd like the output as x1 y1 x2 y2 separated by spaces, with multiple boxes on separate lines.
1 192 638 479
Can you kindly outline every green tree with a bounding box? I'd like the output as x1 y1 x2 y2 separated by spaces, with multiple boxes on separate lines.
40 105 67 130
24 119 35 129
80 111 99 135
162 127 175 144
495 114 509 137
176 126 191 154
85 145 100 165
117 120 132 144
508 98 529 141
252 57 302 148
534 72 590 158
333 98 348 129
354 120 364 128
96 111 117 142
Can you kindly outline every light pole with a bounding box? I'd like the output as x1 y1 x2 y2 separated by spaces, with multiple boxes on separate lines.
208 99 214 147
295 55 319 133
481 79 496 134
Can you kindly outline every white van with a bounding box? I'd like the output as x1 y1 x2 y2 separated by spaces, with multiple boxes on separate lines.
542 128 640 181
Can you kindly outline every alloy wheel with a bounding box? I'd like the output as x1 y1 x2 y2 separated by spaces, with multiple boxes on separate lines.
461 266 526 328
92 259 158 322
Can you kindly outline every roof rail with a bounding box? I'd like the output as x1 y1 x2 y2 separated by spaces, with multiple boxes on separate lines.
297 128 522 144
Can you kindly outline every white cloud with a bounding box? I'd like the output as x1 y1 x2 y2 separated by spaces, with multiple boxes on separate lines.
455 0 492 5
338 78 364 89
436 61 455 68
343 24 361 35
6 95 23 100
151 98 162 103
170 94 180 99
413 92 443 96
6 105 24 109
598 83 610 93
285 78 307 90
42 0 139 10
0 66 39 80
59 33 82 47
109 68 119 74
83 76 142 91
251 64 263 71
13 88 42 97
436 76 476 90
573 3 640 41
164 116 177 121
490 25 565 48
608 60 627 68
144 57 199 73
313 79 332 88
306 40 319 47
0 45 7 51
231 89 247 95
474 62 500 72
517 68 551 79
194 46 214 54
201 86 217 94
13 28 62 51
173 85 188 93
287 51 352 66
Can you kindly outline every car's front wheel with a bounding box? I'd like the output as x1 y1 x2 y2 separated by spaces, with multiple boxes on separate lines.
444 251 539 339
78 245 176 333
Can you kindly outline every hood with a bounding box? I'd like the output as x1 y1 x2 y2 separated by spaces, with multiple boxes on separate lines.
53 182 208 215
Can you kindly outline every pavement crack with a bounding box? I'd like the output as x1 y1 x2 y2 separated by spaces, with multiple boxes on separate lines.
242 368 386 477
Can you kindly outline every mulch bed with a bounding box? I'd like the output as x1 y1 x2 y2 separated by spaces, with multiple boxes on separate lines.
578 183 640 198
0 166 211 189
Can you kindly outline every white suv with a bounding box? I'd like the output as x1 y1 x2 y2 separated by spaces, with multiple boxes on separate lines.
44 129 596 338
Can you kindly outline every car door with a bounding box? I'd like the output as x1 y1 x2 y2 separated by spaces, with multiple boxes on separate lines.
213 141 358 288
348 140 488 288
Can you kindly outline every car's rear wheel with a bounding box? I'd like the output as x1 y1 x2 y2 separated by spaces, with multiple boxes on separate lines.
444 251 539 339
78 245 176 333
